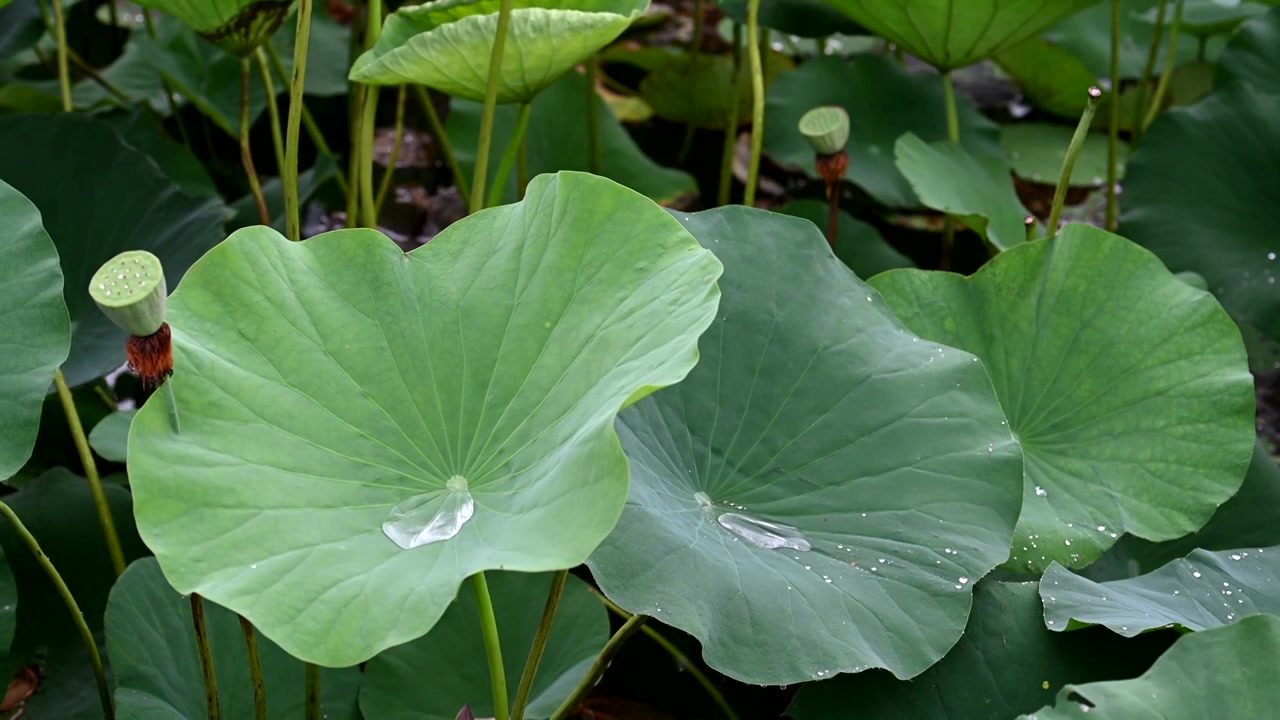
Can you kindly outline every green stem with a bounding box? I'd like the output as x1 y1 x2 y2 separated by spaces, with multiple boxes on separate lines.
50 0 71 112
357 0 384 228
1047 87 1102 236
238 616 267 720
717 24 743 207
305 663 320 720
586 58 601 176
471 0 515 213
743 0 765 207
939 72 960 270
1132 0 1167 143
677 0 704 165
0 501 113 720
487 102 532 208
256 48 287 175
510 570 569 720
411 84 470 207
549 614 647 720
190 593 221 720
283 0 315 241
1105 0 1120 232
265 42 346 197
375 85 408 216
1141 0 1184 132
345 86 365 229
241 57 272 226
52 369 125 577
472 573 509 720
594 592 738 720
517 129 528 200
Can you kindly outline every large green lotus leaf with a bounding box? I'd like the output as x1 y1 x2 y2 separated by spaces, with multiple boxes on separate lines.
1002 124 1129 188
1094 441 1280 577
1120 6 1280 340
870 224 1255 573
1041 545 1280 636
1135 0 1270 36
1044 0 1210 78
0 179 69 480
894 132 1028 251
127 172 722 668
628 47 793 130
1019 614 1280 719
788 581 1172 719
0 113 228 388
107 558 360 719
586 206 1024 685
764 55 1001 209
349 0 648 104
775 199 915 278
89 410 136 465
448 70 696 206
131 0 293 56
101 107 220 199
993 38 1098 120
820 0 1102 71
360 572 607 719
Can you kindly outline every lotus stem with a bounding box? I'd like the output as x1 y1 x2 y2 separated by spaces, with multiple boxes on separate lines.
549 613 647 720
510 570 569 720
357 0 384 228
517 129 528 200
1106 0 1121 232
375 85 408 215
190 593 221 720
265 42 348 198
677 0 704 165
346 88 364 228
939 72 961 270
594 592 739 720
50 0 70 112
472 0 515 213
487 102 532 208
410 85 470 207
743 0 765 207
718 24 743 207
1048 87 1103 235
1142 0 1184 133
472 572 510 720
305 663 320 720
1025 215 1038 242
52 369 126 577
586 58 601 175
284 0 315 240
1132 0 1167 142
256 48 286 174
241 57 272 226
239 616 267 720
0 501 114 719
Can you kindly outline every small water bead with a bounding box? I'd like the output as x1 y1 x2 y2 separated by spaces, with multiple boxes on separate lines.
1035 486 1048 497
958 577 969 584
1270 252 1277 260
1193 571 1202 578
717 512 811 552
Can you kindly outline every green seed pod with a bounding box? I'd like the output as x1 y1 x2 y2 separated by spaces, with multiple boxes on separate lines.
89 250 167 337
798 105 851 156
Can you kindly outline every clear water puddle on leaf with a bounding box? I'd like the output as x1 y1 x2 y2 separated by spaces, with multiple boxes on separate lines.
695 491 811 552
383 475 474 550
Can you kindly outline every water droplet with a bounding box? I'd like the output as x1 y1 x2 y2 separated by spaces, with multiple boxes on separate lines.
1231 554 1242 560
382 475 474 549
1193 571 1202 578
958 577 969 584
717 512 811 551
1269 252 1276 260
1035 486 1048 497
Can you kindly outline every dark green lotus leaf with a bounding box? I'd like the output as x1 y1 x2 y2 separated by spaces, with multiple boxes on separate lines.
449 70 696 206
1041 544 1280 636
1001 124 1129 188
0 545 14 656
127 172 722 668
1019 614 1280 719
101 108 220 199
716 0 867 36
0 113 229 388
1045 0 1212 78
107 558 360 719
1121 6 1280 340
350 0 648 103
131 0 293 56
89 410 136 465
895 132 1028 251
775 200 914 278
0 179 69 480
820 0 1103 71
1136 0 1270 36
788 580 1172 719
627 47 792 130
764 55 1001 208
870 224 1255 573
587 206 1024 685
360 572 607 719
993 38 1099 120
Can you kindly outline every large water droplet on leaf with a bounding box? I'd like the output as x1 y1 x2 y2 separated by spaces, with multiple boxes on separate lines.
716 512 811 552
383 476 474 550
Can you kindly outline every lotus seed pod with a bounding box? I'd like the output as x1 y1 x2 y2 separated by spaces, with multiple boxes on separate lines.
89 250 167 337
798 106 851 156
